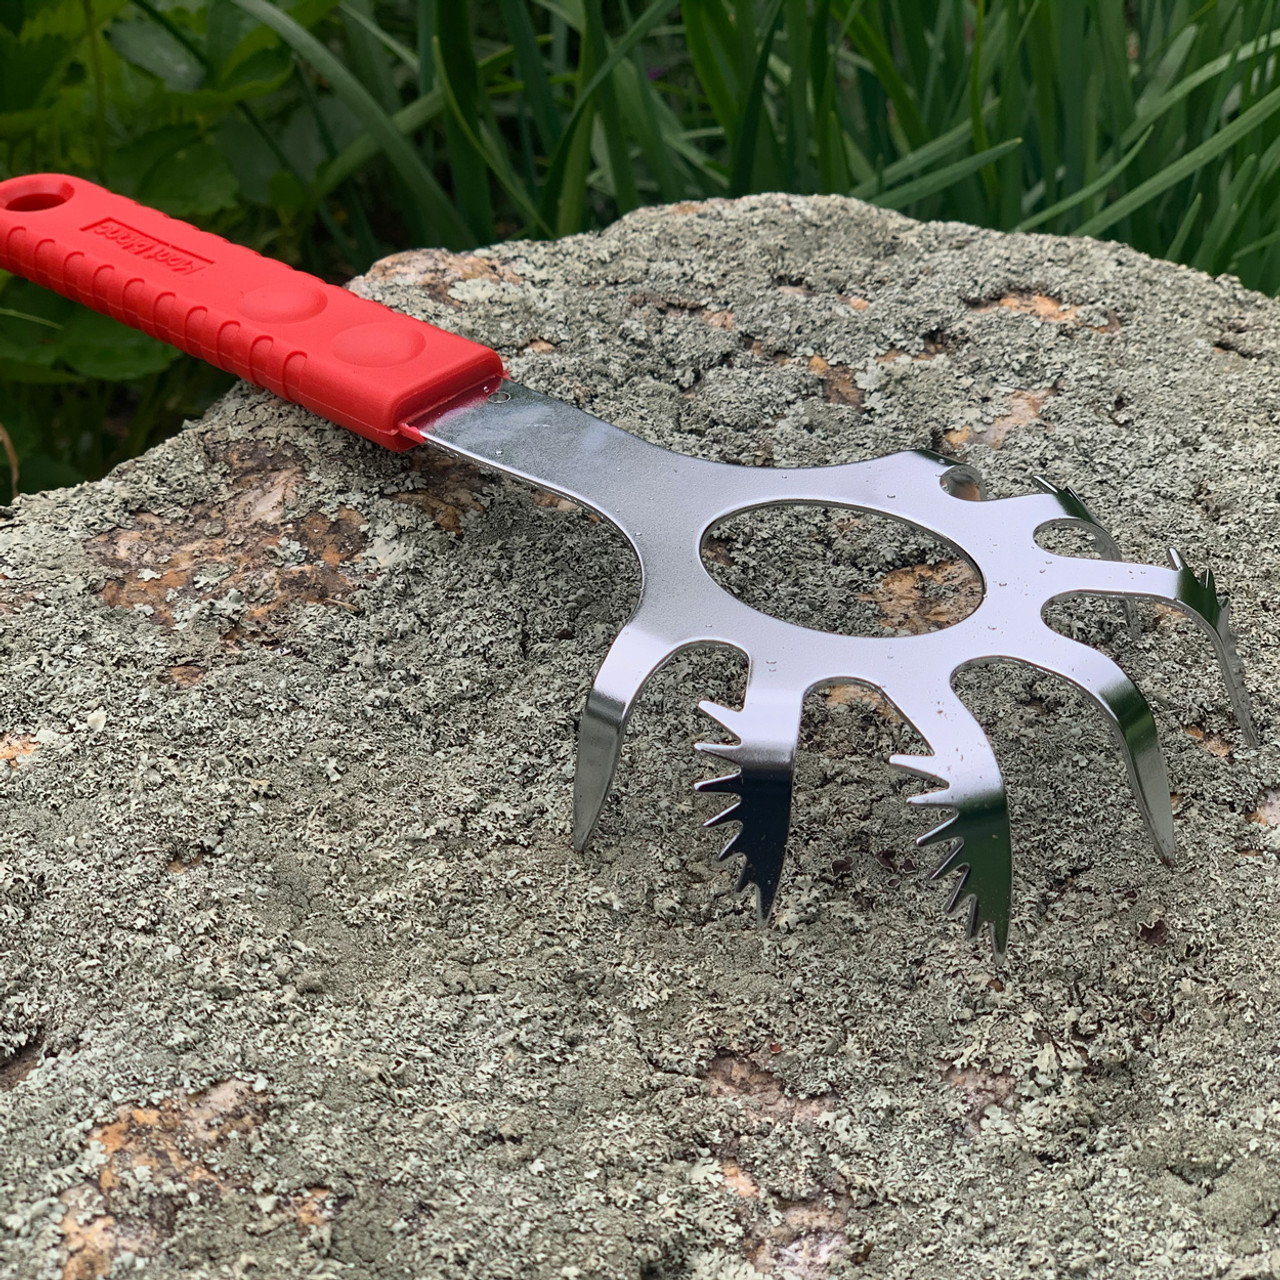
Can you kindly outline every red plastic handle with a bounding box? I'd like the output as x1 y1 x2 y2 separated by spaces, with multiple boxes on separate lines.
0 173 505 451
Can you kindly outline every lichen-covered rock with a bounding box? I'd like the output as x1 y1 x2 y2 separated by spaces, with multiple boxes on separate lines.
1 194 1278 1280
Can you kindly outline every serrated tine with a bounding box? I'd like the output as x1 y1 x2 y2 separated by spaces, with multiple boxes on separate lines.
694 691 803 920
1057 552 1257 748
882 683 1013 954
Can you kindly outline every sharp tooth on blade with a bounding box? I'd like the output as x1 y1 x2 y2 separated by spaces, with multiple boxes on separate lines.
1009 631 1176 864
703 801 743 829
694 769 743 794
919 813 962 847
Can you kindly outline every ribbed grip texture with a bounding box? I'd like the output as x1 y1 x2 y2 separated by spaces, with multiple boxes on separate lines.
0 174 505 450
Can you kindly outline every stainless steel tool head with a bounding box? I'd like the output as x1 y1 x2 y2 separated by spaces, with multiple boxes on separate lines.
414 382 1256 955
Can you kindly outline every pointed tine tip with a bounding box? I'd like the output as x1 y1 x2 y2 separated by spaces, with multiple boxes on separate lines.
928 840 966 880
717 830 743 863
1032 474 1057 494
755 878 778 924
1167 547 1186 571
694 739 740 761
694 770 741 795
703 801 742 829
888 752 944 784
945 869 972 915
918 813 961 847
906 788 956 809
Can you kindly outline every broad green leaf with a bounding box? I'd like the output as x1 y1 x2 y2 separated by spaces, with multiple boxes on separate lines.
0 30 74 112
140 142 240 216
106 123 201 196
106 15 205 91
58 308 181 381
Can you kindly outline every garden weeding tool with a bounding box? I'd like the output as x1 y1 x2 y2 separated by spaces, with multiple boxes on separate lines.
0 173 1255 953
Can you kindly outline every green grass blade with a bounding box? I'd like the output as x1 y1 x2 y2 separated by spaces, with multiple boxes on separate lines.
224 0 471 248
1122 28 1280 148
435 0 495 240
1162 188 1202 267
338 0 420 74
874 136 1022 210
683 0 740 132
850 115 979 198
497 0 561 152
431 36 547 235
583 4 640 212
316 43 517 199
536 0 674 232
1077 82 1280 237
727 0 783 196
1016 127 1153 231
847 8 927 149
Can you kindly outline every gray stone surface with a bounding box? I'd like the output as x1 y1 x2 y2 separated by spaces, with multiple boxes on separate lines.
0 194 1278 1280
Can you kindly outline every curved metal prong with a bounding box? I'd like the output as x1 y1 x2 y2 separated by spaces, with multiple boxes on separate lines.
1032 476 1140 638
1010 632 1175 864
573 620 685 851
1047 551 1257 747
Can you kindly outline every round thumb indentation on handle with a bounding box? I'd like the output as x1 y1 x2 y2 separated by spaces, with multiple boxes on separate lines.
331 320 427 367
239 283 328 324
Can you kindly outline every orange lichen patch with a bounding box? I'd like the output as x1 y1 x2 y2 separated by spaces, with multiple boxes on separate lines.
942 1063 1018 1136
629 291 735 331
806 355 862 407
0 733 35 769
846 296 870 312
520 339 557 354
388 451 489 536
706 1052 837 1125
58 1080 270 1280
362 248 523 303
1184 724 1234 759
824 684 896 718
946 387 1055 449
859 559 982 635
87 442 368 639
1247 788 1280 826
290 1187 336 1230
971 292 1120 332
877 332 949 363
530 488 581 514
162 665 205 688
166 853 203 875
721 1159 761 1199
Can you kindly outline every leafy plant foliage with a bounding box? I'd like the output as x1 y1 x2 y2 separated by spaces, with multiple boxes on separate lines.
3 0 1279 494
